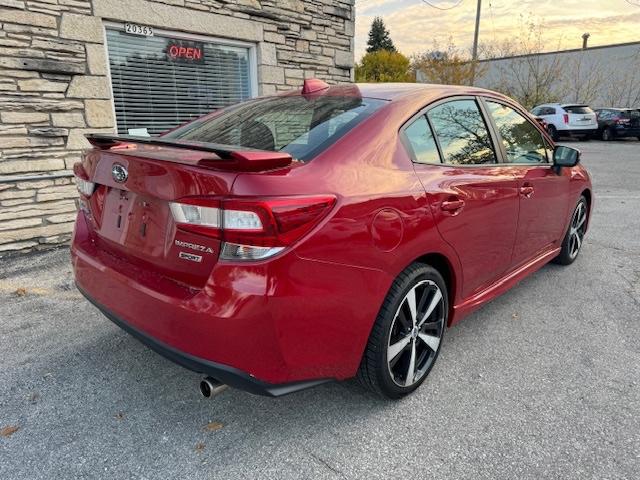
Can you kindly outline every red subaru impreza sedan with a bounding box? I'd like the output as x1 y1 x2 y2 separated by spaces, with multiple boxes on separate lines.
71 80 592 399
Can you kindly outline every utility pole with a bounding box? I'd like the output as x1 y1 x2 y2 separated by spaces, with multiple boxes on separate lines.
470 0 482 85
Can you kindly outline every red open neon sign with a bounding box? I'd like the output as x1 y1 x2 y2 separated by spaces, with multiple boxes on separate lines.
166 40 205 64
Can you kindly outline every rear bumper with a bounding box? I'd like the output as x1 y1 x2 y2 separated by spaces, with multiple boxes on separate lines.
78 285 328 396
71 211 389 393
611 126 640 138
557 128 597 137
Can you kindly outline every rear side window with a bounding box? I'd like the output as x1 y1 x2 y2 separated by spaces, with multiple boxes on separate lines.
543 107 556 115
564 105 594 114
166 96 387 162
427 99 497 165
403 116 441 164
486 101 548 164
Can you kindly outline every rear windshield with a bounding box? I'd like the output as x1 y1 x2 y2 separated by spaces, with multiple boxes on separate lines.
621 109 640 119
564 105 594 114
165 95 387 162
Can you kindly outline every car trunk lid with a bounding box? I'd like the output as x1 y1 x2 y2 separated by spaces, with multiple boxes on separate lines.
79 135 294 288
564 105 597 128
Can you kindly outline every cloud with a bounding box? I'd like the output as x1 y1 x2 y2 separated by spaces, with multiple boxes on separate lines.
354 0 640 60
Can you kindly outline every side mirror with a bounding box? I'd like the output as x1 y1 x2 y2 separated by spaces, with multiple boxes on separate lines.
553 145 581 170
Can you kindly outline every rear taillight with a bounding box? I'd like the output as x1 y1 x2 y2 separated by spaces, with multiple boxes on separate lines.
169 196 336 261
563 114 569 124
73 163 95 197
614 117 630 124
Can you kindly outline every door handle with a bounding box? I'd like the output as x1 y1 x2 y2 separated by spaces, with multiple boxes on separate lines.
441 199 465 212
519 185 534 198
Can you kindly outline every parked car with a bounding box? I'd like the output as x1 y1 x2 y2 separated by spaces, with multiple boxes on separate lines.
72 80 593 399
531 103 598 141
593 108 640 141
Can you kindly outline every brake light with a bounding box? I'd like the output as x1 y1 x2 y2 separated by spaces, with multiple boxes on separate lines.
563 114 569 124
169 196 336 260
73 163 95 197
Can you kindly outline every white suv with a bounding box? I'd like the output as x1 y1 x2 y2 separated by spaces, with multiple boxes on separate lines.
531 104 598 141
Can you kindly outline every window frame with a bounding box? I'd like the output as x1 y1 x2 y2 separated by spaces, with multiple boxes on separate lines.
102 21 259 136
399 95 502 168
477 96 552 166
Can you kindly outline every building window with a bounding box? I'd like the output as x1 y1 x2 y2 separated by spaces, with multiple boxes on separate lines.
105 27 254 136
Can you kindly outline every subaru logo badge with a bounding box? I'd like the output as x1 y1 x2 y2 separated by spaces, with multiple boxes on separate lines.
112 163 128 183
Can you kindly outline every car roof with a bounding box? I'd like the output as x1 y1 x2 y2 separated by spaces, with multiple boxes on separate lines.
314 82 510 102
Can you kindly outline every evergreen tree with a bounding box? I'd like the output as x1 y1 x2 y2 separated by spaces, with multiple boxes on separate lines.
366 17 396 53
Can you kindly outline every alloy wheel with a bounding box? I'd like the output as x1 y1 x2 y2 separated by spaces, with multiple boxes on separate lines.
569 202 587 259
387 280 445 387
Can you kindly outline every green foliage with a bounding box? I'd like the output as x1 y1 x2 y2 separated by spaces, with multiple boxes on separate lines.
411 39 482 86
355 50 414 83
366 17 396 53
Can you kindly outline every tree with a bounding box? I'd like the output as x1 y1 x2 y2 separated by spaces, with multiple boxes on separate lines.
411 39 484 86
478 18 566 108
355 50 413 82
366 17 396 53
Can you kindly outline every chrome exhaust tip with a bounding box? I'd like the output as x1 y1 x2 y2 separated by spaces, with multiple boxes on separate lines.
199 377 228 398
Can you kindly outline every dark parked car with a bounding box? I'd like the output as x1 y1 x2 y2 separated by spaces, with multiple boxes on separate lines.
594 108 640 141
72 80 592 399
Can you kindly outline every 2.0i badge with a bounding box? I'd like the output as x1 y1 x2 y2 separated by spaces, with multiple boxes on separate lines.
112 163 128 183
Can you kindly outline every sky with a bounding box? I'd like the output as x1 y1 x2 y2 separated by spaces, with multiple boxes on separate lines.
354 0 640 60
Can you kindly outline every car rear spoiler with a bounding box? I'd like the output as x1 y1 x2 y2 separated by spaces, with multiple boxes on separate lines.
85 134 294 172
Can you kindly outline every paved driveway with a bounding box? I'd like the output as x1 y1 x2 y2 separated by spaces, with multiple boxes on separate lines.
1 140 639 479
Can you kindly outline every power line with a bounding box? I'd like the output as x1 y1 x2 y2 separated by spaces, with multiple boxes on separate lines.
421 0 464 11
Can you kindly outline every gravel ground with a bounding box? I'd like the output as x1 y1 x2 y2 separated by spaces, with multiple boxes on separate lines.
1 140 639 480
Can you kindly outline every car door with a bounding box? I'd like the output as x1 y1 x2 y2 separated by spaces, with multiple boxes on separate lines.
482 98 571 267
403 97 520 299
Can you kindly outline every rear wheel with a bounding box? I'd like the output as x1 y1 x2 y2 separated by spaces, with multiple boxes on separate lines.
602 128 613 141
548 125 559 141
554 196 588 265
357 263 447 399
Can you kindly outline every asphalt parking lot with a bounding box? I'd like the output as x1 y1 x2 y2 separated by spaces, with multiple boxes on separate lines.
1 140 639 480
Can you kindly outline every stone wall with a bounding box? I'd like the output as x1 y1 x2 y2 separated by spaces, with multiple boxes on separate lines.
0 0 355 254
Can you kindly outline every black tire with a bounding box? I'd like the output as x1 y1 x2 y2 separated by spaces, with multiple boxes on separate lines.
548 125 559 141
554 196 588 265
357 263 448 399
601 127 613 141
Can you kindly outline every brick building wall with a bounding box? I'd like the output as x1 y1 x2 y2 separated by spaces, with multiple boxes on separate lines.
0 0 355 254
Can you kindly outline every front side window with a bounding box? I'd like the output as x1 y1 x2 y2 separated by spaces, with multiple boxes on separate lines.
403 115 441 164
427 99 497 165
486 101 548 164
166 96 386 161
